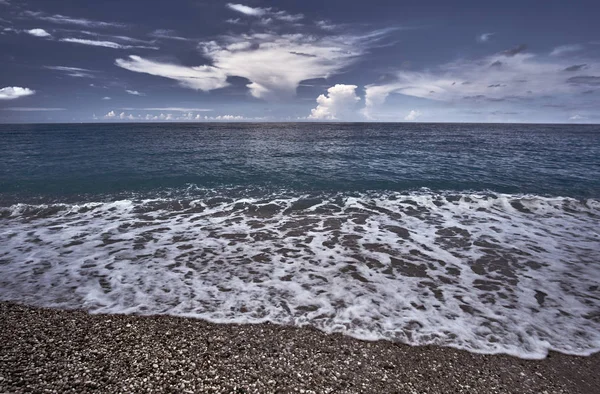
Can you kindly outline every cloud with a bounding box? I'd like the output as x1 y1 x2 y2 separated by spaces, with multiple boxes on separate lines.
45 65 96 78
226 3 267 17
308 84 360 120
363 48 600 118
0 107 64 111
23 11 125 29
550 44 583 56
150 29 190 41
116 29 386 100
563 64 588 72
104 110 116 118
566 76 600 86
225 3 303 22
477 33 494 43
120 107 213 112
404 110 422 121
26 28 51 37
60 38 158 50
115 55 229 91
501 44 527 57
0 86 35 100
125 90 144 96
569 114 586 120
102 97 111 100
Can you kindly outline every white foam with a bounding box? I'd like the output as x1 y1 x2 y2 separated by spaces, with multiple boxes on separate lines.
0 191 599 359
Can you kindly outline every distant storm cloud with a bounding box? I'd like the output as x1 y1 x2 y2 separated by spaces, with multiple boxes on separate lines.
0 86 35 100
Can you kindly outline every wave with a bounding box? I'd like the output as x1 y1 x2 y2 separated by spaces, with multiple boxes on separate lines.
1 191 599 359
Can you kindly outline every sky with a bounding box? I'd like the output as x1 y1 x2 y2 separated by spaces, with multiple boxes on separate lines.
0 0 599 123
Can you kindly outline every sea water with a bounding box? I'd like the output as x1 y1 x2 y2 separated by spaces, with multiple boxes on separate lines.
1 122 599 359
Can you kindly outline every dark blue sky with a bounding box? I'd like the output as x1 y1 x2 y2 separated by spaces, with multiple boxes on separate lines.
1 0 599 123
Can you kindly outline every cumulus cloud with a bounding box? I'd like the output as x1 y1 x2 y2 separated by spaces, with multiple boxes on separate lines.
104 110 116 118
60 38 158 50
308 84 360 120
116 28 387 100
404 110 422 121
550 44 583 56
0 86 35 100
26 28 51 37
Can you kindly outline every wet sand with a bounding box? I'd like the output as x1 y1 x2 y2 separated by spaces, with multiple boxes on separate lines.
1 301 598 393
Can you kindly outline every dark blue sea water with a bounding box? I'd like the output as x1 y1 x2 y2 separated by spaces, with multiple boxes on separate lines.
1 123 599 203
1 123 599 359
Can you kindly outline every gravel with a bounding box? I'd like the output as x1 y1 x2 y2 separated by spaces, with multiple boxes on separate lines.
1 301 598 393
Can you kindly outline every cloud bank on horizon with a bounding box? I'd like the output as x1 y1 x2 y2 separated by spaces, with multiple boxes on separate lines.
0 0 598 123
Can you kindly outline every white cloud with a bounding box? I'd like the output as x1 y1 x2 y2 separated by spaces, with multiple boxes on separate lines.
121 107 213 112
226 3 268 17
0 86 35 100
0 107 64 111
308 84 360 120
60 38 158 50
116 29 385 100
225 3 303 23
45 65 95 78
477 33 494 43
26 28 51 37
125 90 144 96
104 110 116 118
569 114 587 120
404 110 422 121
150 29 190 41
102 97 111 100
363 48 600 118
23 11 125 29
550 44 583 56
116 55 229 91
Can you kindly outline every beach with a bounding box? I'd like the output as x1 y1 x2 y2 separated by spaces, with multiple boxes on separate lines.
1 302 598 394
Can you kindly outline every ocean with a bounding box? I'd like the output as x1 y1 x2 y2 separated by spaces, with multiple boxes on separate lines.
1 122 599 359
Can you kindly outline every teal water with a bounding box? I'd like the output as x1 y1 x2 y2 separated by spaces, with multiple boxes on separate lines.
1 123 599 359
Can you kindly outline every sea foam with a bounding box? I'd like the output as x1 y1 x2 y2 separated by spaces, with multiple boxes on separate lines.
1 191 599 359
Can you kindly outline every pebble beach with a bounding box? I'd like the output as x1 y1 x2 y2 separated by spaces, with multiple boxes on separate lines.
1 302 598 394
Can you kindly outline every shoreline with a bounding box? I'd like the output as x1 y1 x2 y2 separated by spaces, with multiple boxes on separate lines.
1 302 598 393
